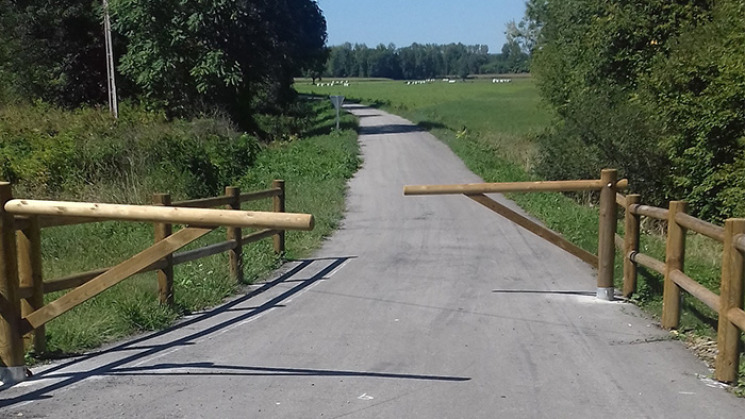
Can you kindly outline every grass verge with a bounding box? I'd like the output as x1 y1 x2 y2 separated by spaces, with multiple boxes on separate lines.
34 101 360 357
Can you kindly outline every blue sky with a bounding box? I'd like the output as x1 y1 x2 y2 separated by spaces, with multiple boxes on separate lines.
317 0 528 54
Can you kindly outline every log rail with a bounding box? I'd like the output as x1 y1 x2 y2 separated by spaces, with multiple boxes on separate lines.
0 180 312 379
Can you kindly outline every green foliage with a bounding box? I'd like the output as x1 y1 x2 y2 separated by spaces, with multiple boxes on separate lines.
0 102 259 201
643 0 745 221
530 0 745 221
110 0 327 125
0 0 120 106
534 90 669 203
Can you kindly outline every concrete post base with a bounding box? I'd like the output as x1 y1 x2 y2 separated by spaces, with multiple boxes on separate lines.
596 287 615 301
0 366 28 388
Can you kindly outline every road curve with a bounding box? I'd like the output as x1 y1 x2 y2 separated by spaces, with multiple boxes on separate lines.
1 105 743 418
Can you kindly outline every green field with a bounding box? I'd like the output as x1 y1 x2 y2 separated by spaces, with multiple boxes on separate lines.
296 78 550 169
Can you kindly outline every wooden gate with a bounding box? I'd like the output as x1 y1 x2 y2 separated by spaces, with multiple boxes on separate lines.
405 169 745 383
0 181 313 384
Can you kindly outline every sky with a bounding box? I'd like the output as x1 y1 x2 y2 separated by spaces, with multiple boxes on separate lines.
316 0 528 54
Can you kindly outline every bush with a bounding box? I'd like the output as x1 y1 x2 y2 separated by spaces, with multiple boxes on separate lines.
0 101 259 202
534 91 669 206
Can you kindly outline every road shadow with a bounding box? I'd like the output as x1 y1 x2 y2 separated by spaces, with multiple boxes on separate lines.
491 289 598 297
416 121 448 131
0 257 362 407
359 124 425 135
52 362 470 382
357 120 448 136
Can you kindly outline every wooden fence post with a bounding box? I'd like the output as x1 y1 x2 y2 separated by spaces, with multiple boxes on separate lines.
597 169 618 300
714 218 745 383
0 182 24 372
226 186 243 283
153 193 174 305
272 180 286 255
623 194 641 298
17 216 45 355
661 201 687 329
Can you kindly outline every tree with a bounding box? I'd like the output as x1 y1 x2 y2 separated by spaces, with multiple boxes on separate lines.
643 0 745 220
530 0 745 220
1 0 116 106
111 0 327 125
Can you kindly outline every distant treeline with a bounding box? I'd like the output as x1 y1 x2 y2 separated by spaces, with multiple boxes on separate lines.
319 42 530 81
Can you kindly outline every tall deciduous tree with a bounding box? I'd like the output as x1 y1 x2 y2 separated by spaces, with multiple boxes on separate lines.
111 0 327 126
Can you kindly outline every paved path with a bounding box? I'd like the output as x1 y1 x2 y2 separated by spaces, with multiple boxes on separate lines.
2 105 744 418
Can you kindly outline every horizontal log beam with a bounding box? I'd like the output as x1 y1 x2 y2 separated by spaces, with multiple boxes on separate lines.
241 229 280 246
669 269 720 312
39 242 237 295
43 267 111 294
467 194 598 267
629 204 669 221
171 195 234 208
5 199 314 231
630 252 666 275
240 188 281 203
171 240 236 266
15 215 106 231
404 179 628 196
674 213 724 242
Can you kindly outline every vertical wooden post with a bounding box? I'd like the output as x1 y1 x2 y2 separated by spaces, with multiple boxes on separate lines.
153 193 174 305
623 194 641 298
714 219 745 383
597 169 618 300
17 216 45 354
661 201 687 329
272 180 286 255
0 182 24 369
225 186 243 283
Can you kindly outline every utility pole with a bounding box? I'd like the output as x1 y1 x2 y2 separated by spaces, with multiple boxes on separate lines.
103 0 118 119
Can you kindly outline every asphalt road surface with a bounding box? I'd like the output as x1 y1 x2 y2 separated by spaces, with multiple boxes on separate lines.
2 105 744 418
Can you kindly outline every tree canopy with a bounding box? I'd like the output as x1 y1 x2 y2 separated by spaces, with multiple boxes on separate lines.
529 0 745 220
0 0 328 128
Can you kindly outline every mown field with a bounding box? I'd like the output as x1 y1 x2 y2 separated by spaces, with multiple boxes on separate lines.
296 78 742 388
297 78 549 169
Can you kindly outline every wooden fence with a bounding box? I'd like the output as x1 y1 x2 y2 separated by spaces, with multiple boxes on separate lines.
0 180 313 378
405 169 745 384
615 194 745 383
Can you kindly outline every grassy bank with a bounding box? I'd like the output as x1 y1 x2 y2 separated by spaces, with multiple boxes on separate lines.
21 101 360 357
295 78 742 387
